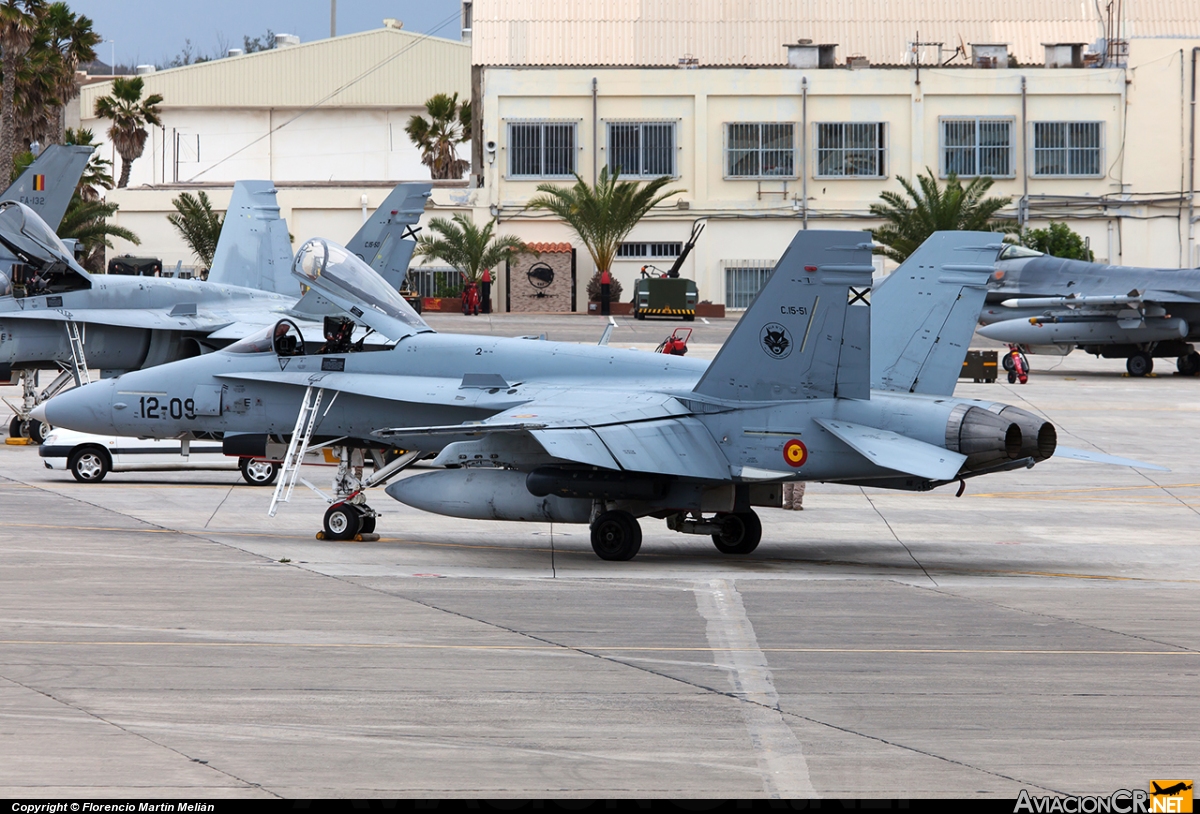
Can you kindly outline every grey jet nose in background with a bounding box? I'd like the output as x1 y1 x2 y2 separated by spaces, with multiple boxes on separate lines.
32 378 117 436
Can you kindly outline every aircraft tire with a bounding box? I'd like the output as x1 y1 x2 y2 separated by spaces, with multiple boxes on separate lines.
239 458 279 486
357 509 376 534
1178 352 1200 376
69 447 111 483
323 504 362 541
25 419 46 445
1127 353 1153 377
8 415 21 438
712 510 762 555
590 510 642 561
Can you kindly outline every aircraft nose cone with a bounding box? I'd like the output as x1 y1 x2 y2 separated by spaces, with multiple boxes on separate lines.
40 378 118 435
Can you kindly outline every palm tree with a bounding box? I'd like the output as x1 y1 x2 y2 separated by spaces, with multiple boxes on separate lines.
40 3 100 144
405 92 470 180
166 190 222 269
524 167 682 286
412 213 535 283
0 0 42 179
869 167 1013 263
58 195 140 273
93 76 163 188
64 127 113 201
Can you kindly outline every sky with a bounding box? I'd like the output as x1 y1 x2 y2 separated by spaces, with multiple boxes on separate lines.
68 0 463 68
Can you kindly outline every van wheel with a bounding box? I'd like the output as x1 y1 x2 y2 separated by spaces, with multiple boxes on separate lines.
239 458 279 486
69 447 111 483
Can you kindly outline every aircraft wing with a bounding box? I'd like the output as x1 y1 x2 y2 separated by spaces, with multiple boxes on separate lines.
815 418 967 480
1 307 233 333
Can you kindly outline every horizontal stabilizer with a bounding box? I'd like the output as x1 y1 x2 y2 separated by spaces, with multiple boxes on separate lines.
1053 445 1169 472
815 418 966 480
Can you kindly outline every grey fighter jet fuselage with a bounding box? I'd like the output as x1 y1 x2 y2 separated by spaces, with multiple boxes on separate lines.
977 246 1200 377
0 181 431 438
42 230 1158 560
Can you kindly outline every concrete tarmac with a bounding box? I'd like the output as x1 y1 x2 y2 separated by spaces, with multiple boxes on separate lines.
1 318 1197 798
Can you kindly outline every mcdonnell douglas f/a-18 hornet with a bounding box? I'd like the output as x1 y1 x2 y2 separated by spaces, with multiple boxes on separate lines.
977 244 1200 377
37 229 1161 560
0 179 431 441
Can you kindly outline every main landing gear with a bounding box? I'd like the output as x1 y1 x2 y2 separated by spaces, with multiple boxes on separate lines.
587 508 765 561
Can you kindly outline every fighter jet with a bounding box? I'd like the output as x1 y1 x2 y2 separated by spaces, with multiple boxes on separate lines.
0 181 431 440
38 229 1161 560
976 245 1200 377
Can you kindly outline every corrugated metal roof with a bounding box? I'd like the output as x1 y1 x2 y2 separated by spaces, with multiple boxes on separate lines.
80 27 469 111
472 0 1200 66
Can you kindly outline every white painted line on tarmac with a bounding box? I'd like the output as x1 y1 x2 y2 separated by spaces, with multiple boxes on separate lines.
701 317 710 324
694 578 818 798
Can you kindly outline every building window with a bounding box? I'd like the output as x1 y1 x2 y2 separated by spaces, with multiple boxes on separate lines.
1033 122 1103 177
815 123 886 177
508 122 576 178
725 123 795 178
617 241 683 259
607 122 675 177
941 118 1013 177
724 264 775 309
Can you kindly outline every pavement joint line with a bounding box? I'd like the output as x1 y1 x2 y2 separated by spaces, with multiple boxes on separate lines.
2 640 1197 654
0 673 279 797
331 583 1065 795
858 488 937 587
915 583 1200 656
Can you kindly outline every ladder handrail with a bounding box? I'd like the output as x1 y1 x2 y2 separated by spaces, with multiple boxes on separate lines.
268 386 324 517
65 322 91 386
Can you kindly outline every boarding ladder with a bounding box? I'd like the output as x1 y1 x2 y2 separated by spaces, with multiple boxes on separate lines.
269 385 325 517
65 322 90 386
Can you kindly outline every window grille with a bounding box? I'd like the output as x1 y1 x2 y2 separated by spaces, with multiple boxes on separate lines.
815 123 886 177
941 118 1013 177
724 264 775 309
725 123 795 178
607 122 675 177
404 267 461 299
617 241 683 258
1033 122 1102 176
508 122 576 178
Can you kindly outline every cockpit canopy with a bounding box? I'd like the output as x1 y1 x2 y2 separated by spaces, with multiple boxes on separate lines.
292 237 430 341
997 244 1045 261
0 201 90 297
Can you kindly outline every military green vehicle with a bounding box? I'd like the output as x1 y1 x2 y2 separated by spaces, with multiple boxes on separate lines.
632 221 703 321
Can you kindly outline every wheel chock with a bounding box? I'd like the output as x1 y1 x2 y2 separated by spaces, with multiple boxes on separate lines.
315 531 326 540
5 437 33 446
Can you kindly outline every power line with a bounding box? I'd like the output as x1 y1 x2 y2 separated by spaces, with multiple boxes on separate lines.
186 11 462 182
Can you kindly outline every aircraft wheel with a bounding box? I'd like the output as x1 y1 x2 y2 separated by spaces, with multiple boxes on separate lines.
590 510 642 561
239 458 279 486
69 447 111 483
8 415 22 438
25 419 46 444
358 511 376 534
1127 352 1153 377
1178 352 1200 376
323 504 362 541
712 510 762 555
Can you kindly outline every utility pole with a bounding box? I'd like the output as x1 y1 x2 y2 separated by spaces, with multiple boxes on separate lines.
330 0 336 38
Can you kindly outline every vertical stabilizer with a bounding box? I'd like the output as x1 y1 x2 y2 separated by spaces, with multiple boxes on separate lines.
345 183 431 290
0 144 94 229
871 231 1003 396
206 181 296 295
693 230 874 401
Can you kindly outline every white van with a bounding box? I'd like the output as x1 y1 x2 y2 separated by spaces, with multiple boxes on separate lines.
40 428 279 485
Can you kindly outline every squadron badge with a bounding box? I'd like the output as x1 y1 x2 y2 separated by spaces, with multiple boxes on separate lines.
760 323 793 359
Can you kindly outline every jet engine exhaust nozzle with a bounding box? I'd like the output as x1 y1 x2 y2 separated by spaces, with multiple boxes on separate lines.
997 406 1057 462
945 404 1023 470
